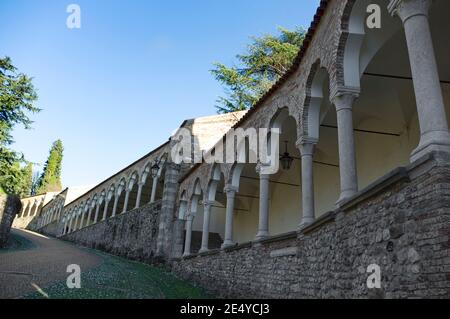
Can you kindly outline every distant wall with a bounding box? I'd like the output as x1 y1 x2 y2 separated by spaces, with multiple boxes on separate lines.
62 201 161 262
0 195 22 248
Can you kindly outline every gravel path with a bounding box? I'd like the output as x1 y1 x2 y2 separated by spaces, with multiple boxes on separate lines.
0 229 102 299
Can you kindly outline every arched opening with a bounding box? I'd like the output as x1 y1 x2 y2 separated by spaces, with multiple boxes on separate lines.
341 0 450 190
105 187 115 219
140 164 152 206
305 67 341 214
194 164 227 249
97 193 106 222
185 179 203 255
115 179 127 215
126 172 139 212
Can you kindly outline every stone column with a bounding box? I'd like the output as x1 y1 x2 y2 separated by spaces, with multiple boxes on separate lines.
135 182 144 209
87 206 93 226
221 185 237 249
332 91 359 204
150 177 159 203
156 162 181 258
298 138 317 228
102 200 109 221
256 166 270 240
80 211 86 229
122 190 130 214
33 203 40 216
199 201 213 253
389 0 450 161
183 215 194 257
68 216 73 233
111 195 119 218
94 203 100 223
63 220 68 235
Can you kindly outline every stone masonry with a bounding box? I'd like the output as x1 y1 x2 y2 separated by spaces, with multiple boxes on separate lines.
63 201 161 262
171 153 450 299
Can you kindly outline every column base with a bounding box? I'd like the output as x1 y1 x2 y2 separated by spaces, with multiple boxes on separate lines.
410 131 450 162
182 252 191 258
221 241 235 249
336 190 358 207
198 248 209 254
298 218 315 231
255 231 269 241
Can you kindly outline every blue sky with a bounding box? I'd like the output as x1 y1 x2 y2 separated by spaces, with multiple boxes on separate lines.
0 0 319 187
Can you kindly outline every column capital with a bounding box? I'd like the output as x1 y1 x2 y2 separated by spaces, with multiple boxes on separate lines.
331 88 359 112
255 163 272 177
388 0 431 22
224 184 238 195
296 136 318 151
203 200 215 208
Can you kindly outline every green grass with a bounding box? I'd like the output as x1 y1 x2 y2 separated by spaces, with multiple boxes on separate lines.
24 249 213 299
0 232 36 253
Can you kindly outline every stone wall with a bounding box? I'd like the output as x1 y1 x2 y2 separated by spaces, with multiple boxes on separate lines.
171 153 450 299
62 201 161 262
12 216 35 230
39 221 59 237
0 195 22 248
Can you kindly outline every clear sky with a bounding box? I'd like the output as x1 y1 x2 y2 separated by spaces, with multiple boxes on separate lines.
0 0 320 188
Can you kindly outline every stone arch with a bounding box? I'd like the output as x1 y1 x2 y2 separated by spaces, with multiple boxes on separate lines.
229 163 245 190
301 61 331 140
337 0 402 90
205 164 223 202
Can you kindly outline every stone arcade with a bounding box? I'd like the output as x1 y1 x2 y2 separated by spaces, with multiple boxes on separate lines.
13 0 450 298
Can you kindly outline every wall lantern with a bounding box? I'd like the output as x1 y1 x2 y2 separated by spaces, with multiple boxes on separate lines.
280 141 294 171
151 161 160 178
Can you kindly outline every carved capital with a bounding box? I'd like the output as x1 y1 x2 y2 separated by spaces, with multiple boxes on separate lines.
224 184 238 196
388 0 431 23
331 88 359 112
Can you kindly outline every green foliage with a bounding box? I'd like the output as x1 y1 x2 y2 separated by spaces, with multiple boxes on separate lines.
0 56 40 196
0 148 33 196
0 56 40 145
36 140 64 194
211 27 306 113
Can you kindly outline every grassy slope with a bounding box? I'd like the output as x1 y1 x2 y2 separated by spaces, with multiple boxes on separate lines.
24 249 212 299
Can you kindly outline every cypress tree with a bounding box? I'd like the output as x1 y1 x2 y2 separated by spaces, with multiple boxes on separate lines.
36 140 64 194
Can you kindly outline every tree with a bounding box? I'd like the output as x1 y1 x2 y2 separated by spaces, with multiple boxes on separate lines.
0 56 40 145
36 140 64 194
211 27 306 113
0 56 40 196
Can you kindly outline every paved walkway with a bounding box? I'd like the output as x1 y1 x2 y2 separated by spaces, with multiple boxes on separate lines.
0 229 102 299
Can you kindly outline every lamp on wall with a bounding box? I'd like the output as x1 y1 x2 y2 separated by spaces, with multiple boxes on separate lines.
151 161 160 179
280 141 294 170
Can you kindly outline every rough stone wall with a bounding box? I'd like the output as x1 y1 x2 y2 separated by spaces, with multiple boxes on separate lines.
171 153 450 299
39 221 59 237
0 195 22 247
62 201 161 262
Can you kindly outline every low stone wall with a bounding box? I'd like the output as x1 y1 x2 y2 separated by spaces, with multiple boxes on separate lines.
12 216 35 230
171 153 450 299
39 221 59 237
0 195 22 248
62 201 162 262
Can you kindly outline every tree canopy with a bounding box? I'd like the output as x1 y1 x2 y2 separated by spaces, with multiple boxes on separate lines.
211 27 306 113
36 140 64 194
0 56 40 196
